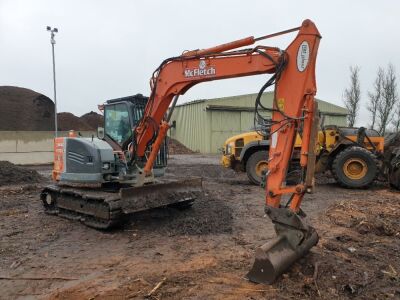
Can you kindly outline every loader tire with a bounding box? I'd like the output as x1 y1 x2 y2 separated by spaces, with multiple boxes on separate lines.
246 150 269 186
332 146 378 188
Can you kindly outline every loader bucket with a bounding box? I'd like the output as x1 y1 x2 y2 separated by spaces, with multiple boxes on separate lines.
246 227 318 284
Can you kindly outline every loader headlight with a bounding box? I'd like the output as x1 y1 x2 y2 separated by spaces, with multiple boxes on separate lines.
102 162 110 170
225 142 234 155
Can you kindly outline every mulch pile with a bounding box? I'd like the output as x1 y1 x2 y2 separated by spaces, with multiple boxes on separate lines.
0 161 43 186
80 111 103 130
58 112 93 131
279 191 400 299
0 86 55 131
167 137 195 155
0 86 104 132
166 164 236 180
58 111 103 131
126 194 233 236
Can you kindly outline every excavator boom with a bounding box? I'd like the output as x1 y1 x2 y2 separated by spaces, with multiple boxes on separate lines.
131 19 321 283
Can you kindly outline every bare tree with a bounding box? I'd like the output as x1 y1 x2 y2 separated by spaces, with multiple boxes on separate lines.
391 103 400 133
388 65 400 132
367 67 384 130
343 66 361 127
377 63 398 135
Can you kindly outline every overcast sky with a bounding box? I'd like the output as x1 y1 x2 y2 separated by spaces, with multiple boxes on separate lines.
1 0 399 126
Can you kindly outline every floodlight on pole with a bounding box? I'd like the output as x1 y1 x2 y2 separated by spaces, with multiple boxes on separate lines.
47 26 59 137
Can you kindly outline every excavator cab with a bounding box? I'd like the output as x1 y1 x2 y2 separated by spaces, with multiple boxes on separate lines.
51 94 166 185
104 103 132 145
103 95 146 148
102 95 169 179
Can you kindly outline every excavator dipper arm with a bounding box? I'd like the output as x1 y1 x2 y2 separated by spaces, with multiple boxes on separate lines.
134 19 321 284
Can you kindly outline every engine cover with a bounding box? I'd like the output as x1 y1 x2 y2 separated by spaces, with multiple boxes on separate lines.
53 137 115 183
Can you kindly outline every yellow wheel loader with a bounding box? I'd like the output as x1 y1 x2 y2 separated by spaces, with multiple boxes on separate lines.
222 126 385 188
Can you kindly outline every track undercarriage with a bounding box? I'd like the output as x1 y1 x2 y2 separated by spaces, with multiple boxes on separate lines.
40 177 202 229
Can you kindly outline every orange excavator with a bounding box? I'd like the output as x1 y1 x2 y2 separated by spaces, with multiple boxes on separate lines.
41 19 321 284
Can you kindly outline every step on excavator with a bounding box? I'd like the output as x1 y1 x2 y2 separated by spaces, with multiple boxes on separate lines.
41 19 321 284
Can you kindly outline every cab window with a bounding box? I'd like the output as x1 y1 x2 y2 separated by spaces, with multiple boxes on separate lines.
104 103 132 144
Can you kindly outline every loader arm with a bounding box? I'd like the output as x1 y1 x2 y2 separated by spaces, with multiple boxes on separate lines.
134 19 321 283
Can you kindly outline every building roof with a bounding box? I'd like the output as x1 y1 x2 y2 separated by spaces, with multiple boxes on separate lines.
176 92 348 116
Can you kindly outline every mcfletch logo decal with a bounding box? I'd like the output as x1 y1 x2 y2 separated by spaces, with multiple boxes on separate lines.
184 60 216 78
296 41 310 72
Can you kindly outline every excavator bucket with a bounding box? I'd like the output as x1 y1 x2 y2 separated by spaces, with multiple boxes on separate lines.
246 207 319 284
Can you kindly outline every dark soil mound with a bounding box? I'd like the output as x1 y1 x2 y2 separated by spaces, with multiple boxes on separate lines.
167 138 195 154
58 112 93 131
80 111 103 130
0 86 54 131
166 164 236 180
58 111 103 131
0 161 43 186
126 195 233 236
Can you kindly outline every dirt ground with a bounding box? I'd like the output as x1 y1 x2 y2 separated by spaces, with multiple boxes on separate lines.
1 154 399 299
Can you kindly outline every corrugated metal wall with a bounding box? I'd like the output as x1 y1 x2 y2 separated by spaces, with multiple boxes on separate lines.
169 101 210 153
170 92 348 154
210 111 241 153
208 110 272 153
323 115 347 127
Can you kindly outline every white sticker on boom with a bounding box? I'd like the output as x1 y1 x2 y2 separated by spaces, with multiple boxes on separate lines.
271 132 278 148
297 41 310 72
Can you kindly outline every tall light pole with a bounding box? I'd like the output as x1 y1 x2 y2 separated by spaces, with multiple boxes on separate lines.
46 26 58 137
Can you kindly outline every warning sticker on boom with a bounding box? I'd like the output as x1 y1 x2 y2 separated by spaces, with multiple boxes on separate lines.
277 98 285 111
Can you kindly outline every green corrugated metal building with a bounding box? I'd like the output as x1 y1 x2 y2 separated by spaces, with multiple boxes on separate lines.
169 92 348 154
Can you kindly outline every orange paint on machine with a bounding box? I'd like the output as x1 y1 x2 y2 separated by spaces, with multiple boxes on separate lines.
52 137 65 181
